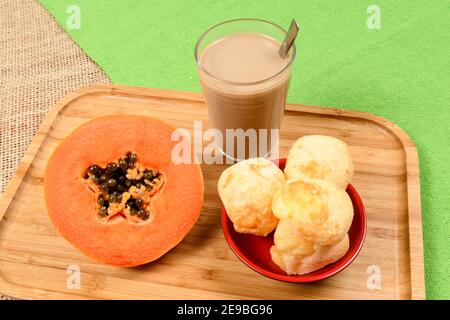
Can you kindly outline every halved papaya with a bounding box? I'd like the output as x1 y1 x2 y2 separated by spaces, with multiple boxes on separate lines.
44 115 204 267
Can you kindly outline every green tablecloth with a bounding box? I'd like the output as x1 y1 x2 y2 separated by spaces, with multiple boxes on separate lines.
39 0 450 299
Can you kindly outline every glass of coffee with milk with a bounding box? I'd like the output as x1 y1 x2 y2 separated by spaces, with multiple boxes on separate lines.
195 18 297 162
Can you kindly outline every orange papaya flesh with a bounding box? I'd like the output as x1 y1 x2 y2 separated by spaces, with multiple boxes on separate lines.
44 115 204 267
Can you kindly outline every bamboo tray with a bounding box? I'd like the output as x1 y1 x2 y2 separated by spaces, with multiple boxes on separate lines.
0 85 424 299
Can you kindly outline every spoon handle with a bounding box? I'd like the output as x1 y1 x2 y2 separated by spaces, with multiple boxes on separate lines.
279 19 299 59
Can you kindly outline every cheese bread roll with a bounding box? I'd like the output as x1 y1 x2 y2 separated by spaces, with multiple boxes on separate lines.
284 135 353 188
272 178 353 245
270 219 350 275
218 158 285 236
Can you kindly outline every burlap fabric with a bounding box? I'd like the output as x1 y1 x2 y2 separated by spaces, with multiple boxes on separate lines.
0 0 111 299
0 0 111 193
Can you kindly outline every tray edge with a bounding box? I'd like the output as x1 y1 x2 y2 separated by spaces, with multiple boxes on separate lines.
0 84 425 300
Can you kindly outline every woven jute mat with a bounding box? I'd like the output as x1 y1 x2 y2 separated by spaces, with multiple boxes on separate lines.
0 0 111 299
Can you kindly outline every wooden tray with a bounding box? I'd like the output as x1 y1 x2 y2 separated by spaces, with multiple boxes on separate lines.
0 85 424 300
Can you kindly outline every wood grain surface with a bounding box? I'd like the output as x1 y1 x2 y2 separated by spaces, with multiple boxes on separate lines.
0 85 424 299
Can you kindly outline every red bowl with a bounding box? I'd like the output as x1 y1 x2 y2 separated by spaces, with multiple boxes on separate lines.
221 158 366 282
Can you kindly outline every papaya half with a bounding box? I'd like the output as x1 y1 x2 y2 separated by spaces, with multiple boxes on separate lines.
44 115 204 267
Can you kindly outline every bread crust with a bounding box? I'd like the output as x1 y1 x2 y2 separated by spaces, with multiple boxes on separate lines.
218 158 285 236
284 135 354 189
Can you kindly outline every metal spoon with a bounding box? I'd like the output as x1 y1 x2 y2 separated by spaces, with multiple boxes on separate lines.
279 19 299 59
